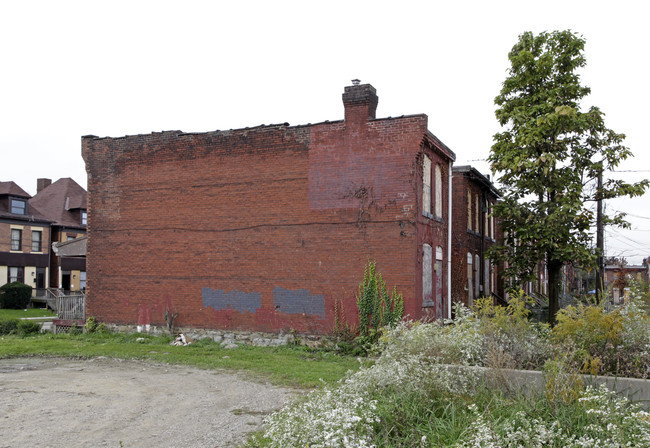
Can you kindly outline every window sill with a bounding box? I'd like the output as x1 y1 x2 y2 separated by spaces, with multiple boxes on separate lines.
422 300 435 308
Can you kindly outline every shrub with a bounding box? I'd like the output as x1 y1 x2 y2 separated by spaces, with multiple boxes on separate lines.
0 282 33 309
0 318 19 335
17 319 42 335
473 291 550 370
83 316 108 334
356 260 404 349
552 296 650 378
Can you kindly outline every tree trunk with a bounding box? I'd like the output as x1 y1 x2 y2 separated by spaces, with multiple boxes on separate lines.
547 258 563 325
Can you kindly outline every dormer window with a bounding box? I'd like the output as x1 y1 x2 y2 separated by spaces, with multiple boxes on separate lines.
10 198 26 215
81 211 87 226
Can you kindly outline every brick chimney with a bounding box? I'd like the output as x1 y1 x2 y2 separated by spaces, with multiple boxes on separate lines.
37 178 51 193
343 80 378 123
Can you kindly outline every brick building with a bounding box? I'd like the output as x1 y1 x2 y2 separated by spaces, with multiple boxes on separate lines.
82 82 456 334
604 259 650 303
450 166 501 307
0 181 51 294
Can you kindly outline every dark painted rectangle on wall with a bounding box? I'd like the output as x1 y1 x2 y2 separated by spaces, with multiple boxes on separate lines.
202 288 262 313
272 286 325 318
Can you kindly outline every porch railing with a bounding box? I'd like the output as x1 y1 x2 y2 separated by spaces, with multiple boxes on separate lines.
55 292 86 320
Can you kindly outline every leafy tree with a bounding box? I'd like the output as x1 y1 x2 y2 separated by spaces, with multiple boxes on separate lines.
488 30 648 323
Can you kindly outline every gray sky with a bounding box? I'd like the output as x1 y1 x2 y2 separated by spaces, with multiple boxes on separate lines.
1 0 648 263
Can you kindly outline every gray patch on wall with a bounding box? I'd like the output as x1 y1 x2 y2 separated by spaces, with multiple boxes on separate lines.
272 287 325 318
202 288 262 313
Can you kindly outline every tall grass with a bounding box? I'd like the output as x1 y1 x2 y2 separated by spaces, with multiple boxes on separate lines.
247 295 650 447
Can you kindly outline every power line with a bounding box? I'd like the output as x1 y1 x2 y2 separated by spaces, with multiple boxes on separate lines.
610 209 650 220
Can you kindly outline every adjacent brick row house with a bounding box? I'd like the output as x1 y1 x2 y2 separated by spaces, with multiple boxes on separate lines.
0 182 51 295
450 166 501 307
82 82 467 334
29 178 88 291
0 178 87 295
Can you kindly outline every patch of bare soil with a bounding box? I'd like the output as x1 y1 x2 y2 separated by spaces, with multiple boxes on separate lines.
0 357 296 448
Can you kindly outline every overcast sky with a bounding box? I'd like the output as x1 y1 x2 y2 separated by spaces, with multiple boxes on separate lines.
1 1 648 263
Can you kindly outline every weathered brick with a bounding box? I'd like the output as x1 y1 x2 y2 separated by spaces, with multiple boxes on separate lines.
82 84 454 334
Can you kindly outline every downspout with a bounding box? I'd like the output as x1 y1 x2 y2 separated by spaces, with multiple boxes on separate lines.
480 190 486 299
447 160 453 320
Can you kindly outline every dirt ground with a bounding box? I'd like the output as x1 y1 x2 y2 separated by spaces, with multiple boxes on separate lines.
0 357 297 448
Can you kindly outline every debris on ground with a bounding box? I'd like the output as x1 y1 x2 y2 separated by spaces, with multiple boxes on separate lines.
170 333 193 346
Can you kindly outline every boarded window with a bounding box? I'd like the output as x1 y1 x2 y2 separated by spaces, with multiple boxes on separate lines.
467 188 472 229
475 194 480 232
490 216 497 240
467 252 473 305
435 246 443 311
484 203 489 236
423 244 433 307
434 164 442 218
423 155 431 216
475 254 480 298
490 263 497 292
484 258 491 296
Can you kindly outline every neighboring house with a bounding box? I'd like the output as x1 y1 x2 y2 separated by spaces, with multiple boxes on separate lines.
28 178 87 292
450 166 501 307
51 235 87 292
604 260 650 303
0 181 52 295
82 82 456 334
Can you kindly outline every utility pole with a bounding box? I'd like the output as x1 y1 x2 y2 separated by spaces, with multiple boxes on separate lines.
596 166 604 298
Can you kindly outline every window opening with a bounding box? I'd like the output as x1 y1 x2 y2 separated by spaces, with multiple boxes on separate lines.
32 230 42 252
422 155 431 216
11 229 21 251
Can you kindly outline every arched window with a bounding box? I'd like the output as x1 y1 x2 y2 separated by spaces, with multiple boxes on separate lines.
422 155 431 216
434 164 442 218
422 244 433 307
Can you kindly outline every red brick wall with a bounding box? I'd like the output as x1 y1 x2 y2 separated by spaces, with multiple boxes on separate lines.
83 113 447 333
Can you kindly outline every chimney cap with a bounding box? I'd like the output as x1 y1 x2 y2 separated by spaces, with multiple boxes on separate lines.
351 79 361 86
343 82 378 122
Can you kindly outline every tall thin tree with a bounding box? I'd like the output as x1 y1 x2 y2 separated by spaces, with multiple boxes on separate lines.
488 30 648 323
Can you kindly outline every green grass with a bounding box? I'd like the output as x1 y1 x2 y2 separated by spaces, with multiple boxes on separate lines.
0 332 361 388
0 308 56 319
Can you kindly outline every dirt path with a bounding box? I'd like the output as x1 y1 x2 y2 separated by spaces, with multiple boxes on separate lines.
0 357 296 448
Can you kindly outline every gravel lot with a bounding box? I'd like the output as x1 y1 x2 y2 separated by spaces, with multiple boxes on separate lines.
0 357 296 448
